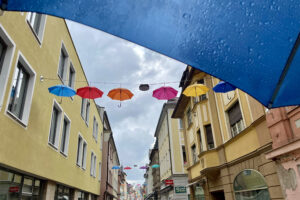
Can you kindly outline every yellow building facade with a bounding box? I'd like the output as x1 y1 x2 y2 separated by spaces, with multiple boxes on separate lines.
0 11 103 199
172 66 284 200
154 99 188 200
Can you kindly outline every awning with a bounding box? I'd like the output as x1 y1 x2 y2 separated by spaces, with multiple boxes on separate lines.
1 0 300 108
186 181 199 188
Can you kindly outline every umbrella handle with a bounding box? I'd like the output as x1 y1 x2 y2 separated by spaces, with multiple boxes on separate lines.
59 96 63 104
118 102 122 108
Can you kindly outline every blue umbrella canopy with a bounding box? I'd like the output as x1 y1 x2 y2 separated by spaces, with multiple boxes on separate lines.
3 0 300 108
213 81 237 93
48 85 76 97
112 166 120 169
151 164 160 169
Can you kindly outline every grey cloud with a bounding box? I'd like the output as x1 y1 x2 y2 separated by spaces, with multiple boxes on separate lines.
67 20 185 183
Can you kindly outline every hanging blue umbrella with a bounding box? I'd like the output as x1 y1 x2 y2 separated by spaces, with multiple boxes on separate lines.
48 85 76 97
213 81 236 93
112 166 120 169
151 164 160 169
3 0 300 108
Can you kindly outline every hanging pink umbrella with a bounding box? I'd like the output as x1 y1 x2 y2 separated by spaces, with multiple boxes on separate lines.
152 86 178 100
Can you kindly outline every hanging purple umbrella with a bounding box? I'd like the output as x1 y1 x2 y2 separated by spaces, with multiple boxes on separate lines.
139 166 147 169
152 86 178 100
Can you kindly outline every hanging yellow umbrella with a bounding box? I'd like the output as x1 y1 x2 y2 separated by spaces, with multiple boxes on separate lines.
183 84 209 97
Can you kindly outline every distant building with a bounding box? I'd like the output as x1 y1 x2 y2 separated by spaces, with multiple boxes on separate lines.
0 11 104 199
155 98 189 200
172 66 284 200
99 107 120 200
266 106 300 199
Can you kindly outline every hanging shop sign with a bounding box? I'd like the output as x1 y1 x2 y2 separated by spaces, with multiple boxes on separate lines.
174 186 187 194
165 179 174 185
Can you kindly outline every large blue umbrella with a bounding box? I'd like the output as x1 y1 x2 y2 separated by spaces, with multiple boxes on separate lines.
112 166 120 170
3 0 300 108
213 81 237 93
48 85 76 97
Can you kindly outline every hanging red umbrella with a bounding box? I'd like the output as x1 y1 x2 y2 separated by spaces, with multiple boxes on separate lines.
107 88 134 107
76 86 104 99
124 166 132 170
152 86 178 100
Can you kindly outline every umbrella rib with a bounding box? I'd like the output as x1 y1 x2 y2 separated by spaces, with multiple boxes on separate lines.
269 33 300 108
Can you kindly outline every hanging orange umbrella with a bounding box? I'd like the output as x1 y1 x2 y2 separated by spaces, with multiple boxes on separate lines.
107 88 134 107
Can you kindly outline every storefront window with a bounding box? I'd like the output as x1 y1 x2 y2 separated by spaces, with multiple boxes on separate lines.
193 184 205 200
0 168 42 200
55 185 73 200
234 169 270 200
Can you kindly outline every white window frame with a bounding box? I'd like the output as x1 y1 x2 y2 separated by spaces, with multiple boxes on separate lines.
76 133 87 170
76 134 83 167
90 151 97 177
5 51 36 127
26 12 47 44
48 100 63 149
81 98 87 119
93 116 98 142
57 42 69 84
60 114 71 156
0 24 15 112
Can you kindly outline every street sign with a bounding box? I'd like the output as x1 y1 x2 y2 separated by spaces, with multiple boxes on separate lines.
175 186 187 193
165 179 174 185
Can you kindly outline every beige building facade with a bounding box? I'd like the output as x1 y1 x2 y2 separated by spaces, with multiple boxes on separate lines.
172 66 284 200
154 98 189 200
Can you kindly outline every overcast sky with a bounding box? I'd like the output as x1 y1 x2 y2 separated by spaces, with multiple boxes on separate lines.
67 20 186 184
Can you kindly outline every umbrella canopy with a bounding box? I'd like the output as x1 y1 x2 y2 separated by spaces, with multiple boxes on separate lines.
124 166 132 170
151 164 160 169
4 0 300 108
107 88 134 101
112 166 120 169
139 166 147 169
48 85 76 97
76 86 103 99
213 81 237 93
152 86 178 100
183 84 209 97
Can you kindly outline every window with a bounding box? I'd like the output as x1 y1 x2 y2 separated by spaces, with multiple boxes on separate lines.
186 107 192 126
85 101 90 124
182 146 187 165
100 131 103 150
68 64 75 89
55 185 73 200
93 117 98 142
48 102 62 148
8 63 29 119
228 102 244 137
179 119 184 129
0 169 42 200
0 37 7 75
0 25 15 110
7 53 36 125
205 125 215 150
98 162 102 181
76 135 87 169
193 79 207 104
90 152 97 177
197 129 203 152
234 170 270 200
191 145 197 165
58 47 68 82
26 12 46 42
77 191 88 200
60 116 70 155
81 98 90 124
